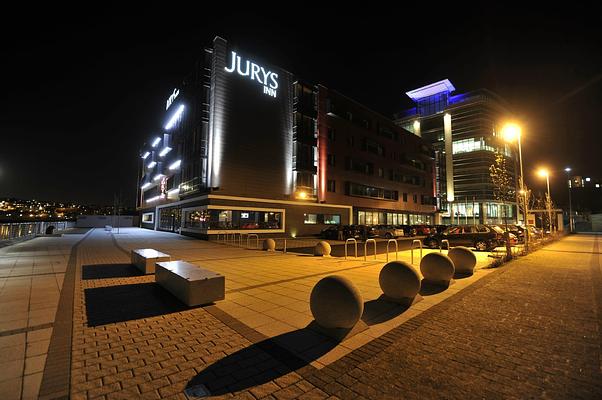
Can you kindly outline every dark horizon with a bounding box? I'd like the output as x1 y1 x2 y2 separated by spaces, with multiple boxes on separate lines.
2 7 602 207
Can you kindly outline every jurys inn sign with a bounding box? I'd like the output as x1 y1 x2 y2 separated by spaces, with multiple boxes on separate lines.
225 51 279 98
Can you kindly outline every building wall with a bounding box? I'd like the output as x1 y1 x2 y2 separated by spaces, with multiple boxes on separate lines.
317 87 436 220
76 215 136 228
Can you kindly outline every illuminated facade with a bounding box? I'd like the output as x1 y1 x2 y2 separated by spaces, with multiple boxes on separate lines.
136 37 435 237
396 80 518 224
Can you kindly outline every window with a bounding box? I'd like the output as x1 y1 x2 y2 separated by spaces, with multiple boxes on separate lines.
183 208 282 230
323 214 341 224
142 213 154 223
346 111 353 121
347 182 398 201
413 194 418 203
347 135 354 147
362 138 385 156
403 193 408 202
304 213 318 224
327 180 336 193
327 154 336 166
378 168 384 178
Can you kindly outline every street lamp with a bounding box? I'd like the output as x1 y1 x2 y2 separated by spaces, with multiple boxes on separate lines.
537 168 553 233
564 167 573 232
502 122 529 249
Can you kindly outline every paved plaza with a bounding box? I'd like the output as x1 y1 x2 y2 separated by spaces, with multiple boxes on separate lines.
0 229 600 399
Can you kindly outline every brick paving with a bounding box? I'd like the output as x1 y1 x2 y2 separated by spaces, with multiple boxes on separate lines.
3 228 600 398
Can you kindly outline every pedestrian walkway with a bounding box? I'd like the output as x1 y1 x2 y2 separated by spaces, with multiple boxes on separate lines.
2 228 601 399
0 233 84 400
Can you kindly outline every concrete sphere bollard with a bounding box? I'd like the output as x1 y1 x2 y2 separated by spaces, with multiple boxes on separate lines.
379 261 421 302
262 238 276 251
448 246 477 275
314 241 332 256
420 252 455 285
310 275 364 329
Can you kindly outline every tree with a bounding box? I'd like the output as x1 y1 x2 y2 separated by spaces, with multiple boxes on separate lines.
489 152 515 259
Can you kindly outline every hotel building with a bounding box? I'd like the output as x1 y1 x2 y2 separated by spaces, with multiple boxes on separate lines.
136 36 436 237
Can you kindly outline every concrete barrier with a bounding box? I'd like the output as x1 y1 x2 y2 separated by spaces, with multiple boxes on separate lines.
448 246 477 275
262 238 276 251
379 261 421 305
420 252 455 287
314 241 332 256
310 275 363 329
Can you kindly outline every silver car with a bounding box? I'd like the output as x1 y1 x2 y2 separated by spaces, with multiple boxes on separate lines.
373 225 405 239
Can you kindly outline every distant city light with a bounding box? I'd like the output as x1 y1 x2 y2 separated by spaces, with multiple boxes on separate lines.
151 137 161 147
564 167 572 172
141 151 150 159
141 182 151 190
596 184 600 188
586 177 591 182
537 168 549 178
147 161 157 169
168 160 181 170
159 147 172 157
165 105 185 130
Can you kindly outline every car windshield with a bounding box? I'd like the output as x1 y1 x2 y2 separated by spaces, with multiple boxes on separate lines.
491 226 504 234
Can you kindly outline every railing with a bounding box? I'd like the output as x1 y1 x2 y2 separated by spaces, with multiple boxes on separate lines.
364 239 377 261
246 234 259 249
440 239 450 252
411 239 423 264
386 239 398 262
0 221 75 241
345 238 358 259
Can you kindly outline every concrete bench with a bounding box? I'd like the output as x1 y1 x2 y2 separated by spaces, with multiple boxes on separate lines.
131 248 171 274
155 261 225 306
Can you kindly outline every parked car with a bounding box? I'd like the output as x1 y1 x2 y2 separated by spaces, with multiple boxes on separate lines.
396 225 417 237
320 225 341 240
494 224 526 243
433 224 448 234
373 225 405 239
423 224 506 251
355 225 379 240
412 225 433 236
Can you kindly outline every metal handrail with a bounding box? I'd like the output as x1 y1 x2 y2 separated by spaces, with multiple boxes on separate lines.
345 238 358 259
386 239 398 262
411 239 423 264
440 239 450 252
364 239 377 261
247 234 259 249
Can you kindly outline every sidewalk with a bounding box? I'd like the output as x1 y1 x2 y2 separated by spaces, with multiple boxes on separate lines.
0 233 83 400
2 228 600 399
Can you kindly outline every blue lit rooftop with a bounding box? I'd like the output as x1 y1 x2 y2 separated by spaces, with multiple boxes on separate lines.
406 79 456 101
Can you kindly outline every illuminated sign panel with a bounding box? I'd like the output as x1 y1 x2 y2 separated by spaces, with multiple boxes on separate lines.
224 51 279 98
166 88 180 110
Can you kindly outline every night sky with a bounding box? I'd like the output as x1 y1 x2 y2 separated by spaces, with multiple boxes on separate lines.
2 7 601 207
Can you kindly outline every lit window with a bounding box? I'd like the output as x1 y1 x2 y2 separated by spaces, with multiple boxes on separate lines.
304 214 317 224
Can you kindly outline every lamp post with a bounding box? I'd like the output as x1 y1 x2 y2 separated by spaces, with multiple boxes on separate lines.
502 122 529 250
564 167 573 232
538 169 553 234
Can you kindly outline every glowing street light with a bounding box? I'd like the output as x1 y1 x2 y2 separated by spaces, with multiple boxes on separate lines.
564 167 573 232
502 122 529 249
537 168 553 233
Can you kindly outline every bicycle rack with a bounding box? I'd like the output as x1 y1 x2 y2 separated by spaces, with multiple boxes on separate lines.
364 239 377 261
440 239 450 252
345 238 358 259
247 234 259 249
386 239 398 262
411 239 423 264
